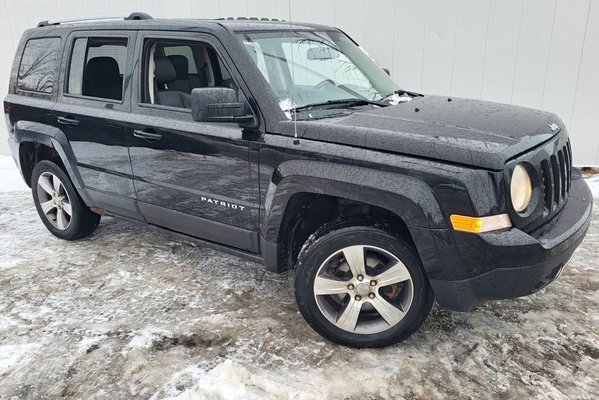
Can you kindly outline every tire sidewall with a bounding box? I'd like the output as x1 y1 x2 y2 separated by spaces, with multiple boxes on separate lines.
31 160 86 240
295 226 432 347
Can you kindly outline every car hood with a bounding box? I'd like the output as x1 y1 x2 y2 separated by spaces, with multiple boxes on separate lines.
290 96 563 170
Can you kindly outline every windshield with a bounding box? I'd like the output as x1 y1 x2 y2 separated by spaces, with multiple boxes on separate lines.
237 30 402 114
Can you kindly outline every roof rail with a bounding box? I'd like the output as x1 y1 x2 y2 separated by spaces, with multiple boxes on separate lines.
216 17 285 22
37 12 152 28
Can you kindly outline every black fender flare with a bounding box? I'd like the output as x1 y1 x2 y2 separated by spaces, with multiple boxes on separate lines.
14 121 92 205
261 160 449 274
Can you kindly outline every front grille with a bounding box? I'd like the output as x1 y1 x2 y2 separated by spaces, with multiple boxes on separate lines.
539 140 572 215
509 129 572 232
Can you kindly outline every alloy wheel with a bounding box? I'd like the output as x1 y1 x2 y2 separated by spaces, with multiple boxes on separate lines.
36 171 72 230
313 245 414 334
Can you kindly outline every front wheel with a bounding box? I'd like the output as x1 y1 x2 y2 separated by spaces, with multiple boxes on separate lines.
294 224 433 347
31 160 101 240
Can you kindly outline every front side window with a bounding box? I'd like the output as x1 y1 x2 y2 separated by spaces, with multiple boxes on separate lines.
66 37 128 101
17 37 61 94
142 39 236 110
238 31 401 112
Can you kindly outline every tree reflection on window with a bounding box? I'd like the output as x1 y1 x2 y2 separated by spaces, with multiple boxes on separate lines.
18 38 61 94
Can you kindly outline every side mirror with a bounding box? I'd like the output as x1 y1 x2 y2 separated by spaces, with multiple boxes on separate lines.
383 68 390 76
191 87 255 125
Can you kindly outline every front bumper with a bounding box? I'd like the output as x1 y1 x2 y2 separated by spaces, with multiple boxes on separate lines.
430 172 592 311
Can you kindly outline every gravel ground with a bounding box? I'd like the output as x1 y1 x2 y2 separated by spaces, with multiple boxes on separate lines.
0 176 598 399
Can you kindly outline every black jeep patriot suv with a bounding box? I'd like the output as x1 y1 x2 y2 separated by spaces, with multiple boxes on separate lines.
5 13 592 347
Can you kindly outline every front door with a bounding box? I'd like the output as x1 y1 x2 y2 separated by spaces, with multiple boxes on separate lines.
127 33 261 252
54 31 140 220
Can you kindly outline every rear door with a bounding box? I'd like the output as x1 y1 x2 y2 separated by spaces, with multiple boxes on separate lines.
127 32 261 252
53 31 140 220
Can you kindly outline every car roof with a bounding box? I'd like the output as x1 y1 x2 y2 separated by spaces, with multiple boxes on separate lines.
34 15 333 34
196 18 331 31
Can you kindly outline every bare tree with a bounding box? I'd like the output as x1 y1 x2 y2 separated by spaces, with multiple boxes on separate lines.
18 41 58 93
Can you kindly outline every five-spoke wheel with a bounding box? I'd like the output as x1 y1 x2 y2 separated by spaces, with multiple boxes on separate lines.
314 245 414 334
31 160 100 240
36 171 73 230
295 224 433 347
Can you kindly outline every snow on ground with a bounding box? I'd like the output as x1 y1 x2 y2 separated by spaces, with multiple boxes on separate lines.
584 175 599 198
0 343 41 375
0 154 598 399
0 155 28 192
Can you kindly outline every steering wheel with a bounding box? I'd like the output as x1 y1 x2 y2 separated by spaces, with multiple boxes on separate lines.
314 79 336 90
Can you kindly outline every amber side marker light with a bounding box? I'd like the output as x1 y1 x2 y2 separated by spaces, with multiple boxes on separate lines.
450 214 512 233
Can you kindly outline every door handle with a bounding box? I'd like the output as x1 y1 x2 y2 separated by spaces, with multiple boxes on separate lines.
57 116 79 126
133 129 163 141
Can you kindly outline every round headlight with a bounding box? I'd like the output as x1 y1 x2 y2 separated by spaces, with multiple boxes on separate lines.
510 164 533 213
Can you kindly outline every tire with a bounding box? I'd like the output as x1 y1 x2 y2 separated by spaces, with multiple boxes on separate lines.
31 160 100 240
294 223 433 348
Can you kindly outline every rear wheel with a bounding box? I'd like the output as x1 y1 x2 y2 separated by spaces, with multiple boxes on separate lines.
31 160 100 240
294 224 433 347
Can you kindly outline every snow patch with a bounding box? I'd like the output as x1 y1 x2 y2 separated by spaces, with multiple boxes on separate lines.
584 175 599 198
162 360 325 400
0 155 28 192
77 335 105 355
0 315 20 331
150 365 206 400
124 327 169 353
0 343 41 375
17 305 53 323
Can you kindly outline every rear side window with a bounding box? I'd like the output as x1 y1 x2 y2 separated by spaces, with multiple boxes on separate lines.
17 37 61 94
66 37 128 101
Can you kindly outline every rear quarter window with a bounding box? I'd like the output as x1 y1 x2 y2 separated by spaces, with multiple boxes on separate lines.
17 37 61 94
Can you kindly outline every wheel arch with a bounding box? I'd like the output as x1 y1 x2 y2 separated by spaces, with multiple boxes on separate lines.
14 121 91 204
261 160 448 274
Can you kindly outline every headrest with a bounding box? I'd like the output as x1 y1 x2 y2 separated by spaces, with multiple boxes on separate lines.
154 56 176 85
85 57 121 84
167 55 189 79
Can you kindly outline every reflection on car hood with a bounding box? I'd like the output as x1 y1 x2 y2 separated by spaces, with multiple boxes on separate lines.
291 95 562 170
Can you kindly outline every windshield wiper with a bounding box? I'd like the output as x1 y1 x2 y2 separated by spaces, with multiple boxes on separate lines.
293 98 388 113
